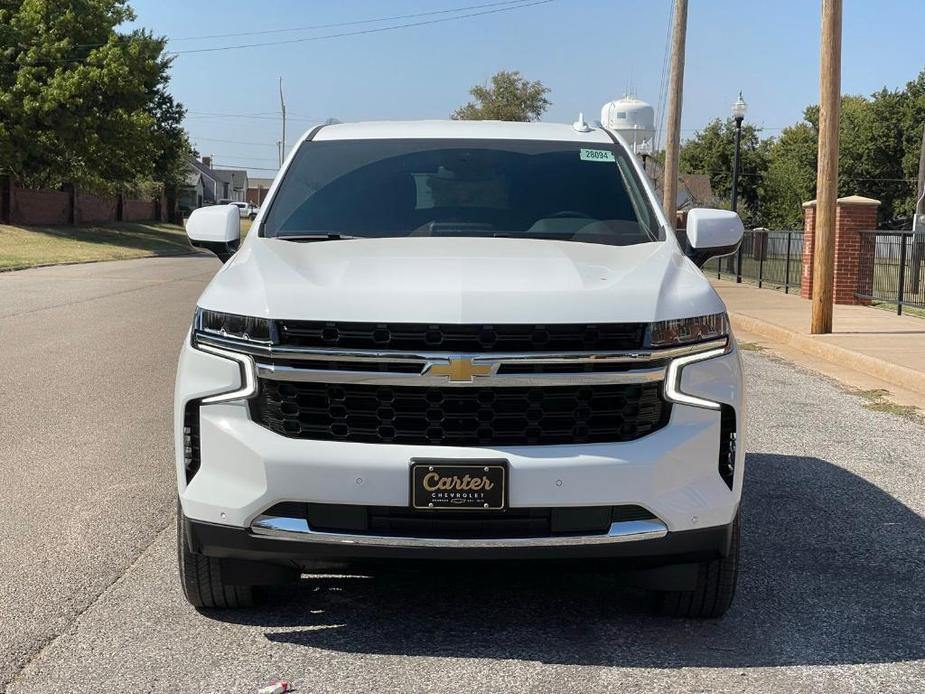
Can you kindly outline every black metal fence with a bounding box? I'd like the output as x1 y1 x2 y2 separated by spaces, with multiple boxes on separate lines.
703 230 805 294
855 231 925 315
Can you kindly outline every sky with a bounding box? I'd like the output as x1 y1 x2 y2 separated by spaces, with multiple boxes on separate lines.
127 0 925 177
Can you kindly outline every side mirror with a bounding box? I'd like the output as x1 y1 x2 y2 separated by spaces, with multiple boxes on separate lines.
186 205 241 263
684 208 744 267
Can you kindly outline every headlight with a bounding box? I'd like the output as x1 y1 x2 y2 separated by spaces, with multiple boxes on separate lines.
194 308 276 344
191 308 267 403
645 313 728 348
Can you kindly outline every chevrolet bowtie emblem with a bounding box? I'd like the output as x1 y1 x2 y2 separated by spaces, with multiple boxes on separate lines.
425 358 495 382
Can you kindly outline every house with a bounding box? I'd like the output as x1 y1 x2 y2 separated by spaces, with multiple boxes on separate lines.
177 169 204 213
677 174 716 210
246 177 275 207
177 156 221 212
212 168 249 202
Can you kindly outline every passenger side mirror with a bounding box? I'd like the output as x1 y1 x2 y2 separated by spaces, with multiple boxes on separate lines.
684 208 744 268
186 205 241 263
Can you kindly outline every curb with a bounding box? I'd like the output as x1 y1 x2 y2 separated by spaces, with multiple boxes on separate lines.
729 312 925 397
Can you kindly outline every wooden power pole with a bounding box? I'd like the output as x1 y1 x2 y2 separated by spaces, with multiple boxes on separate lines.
810 0 843 334
661 0 688 229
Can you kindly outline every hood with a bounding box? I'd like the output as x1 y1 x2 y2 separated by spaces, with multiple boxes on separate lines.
197 236 725 323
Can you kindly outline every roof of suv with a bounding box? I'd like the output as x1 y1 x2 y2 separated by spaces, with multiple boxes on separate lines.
311 119 615 144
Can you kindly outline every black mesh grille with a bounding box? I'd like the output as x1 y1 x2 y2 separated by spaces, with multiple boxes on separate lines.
183 402 201 483
719 405 736 490
277 320 646 352
253 381 671 446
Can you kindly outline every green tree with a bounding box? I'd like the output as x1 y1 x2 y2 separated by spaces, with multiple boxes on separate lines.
762 122 817 228
0 0 191 192
762 83 925 227
678 118 770 227
452 70 550 122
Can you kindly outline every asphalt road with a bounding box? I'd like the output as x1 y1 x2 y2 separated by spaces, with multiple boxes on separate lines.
3 257 925 693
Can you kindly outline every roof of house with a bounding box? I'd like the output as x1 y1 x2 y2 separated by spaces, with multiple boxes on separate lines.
679 174 714 208
311 119 616 144
190 159 219 183
248 177 275 189
213 168 249 190
180 165 201 188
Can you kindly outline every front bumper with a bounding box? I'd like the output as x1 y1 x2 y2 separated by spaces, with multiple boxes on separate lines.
174 338 746 548
185 514 734 564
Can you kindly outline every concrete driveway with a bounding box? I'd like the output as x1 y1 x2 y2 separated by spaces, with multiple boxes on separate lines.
2 257 924 693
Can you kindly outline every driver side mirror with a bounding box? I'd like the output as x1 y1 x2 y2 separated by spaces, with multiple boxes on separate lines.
186 205 241 263
684 208 744 268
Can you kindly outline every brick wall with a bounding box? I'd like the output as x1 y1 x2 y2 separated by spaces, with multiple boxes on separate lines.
1 182 164 225
76 192 118 224
12 187 71 225
801 195 879 305
123 198 157 222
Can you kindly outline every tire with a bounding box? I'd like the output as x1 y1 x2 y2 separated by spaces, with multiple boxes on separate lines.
248 213 256 220
177 501 254 609
657 513 740 619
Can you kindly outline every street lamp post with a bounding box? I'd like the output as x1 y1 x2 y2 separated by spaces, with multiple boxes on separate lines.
730 91 747 281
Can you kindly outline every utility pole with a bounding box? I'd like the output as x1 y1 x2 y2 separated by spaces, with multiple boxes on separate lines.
810 0 842 335
279 76 287 165
277 141 283 168
661 0 688 231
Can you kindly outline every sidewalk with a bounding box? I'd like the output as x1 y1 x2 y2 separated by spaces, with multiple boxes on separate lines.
712 279 925 397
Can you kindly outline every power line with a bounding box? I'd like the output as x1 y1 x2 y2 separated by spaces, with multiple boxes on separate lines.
199 152 281 162
1 0 554 65
167 0 555 56
184 111 320 123
653 0 673 153
211 163 279 172
168 0 535 42
188 136 278 147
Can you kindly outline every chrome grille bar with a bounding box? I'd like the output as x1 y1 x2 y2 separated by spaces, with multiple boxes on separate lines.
255 363 667 387
193 333 727 387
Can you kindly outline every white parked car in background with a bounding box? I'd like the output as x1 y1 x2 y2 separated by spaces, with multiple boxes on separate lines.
177 119 746 617
218 200 258 220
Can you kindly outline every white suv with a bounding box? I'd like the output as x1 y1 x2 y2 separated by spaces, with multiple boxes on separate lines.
177 120 745 617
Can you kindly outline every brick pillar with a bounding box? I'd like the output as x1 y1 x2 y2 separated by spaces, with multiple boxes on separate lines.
833 196 879 304
800 195 880 304
800 203 816 299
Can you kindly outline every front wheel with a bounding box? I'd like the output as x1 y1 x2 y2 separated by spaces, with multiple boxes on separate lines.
177 501 254 609
656 513 740 619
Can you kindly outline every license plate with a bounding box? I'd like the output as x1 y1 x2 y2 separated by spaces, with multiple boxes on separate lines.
410 460 507 511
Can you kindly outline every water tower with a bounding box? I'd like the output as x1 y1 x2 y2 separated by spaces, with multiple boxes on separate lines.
600 95 655 154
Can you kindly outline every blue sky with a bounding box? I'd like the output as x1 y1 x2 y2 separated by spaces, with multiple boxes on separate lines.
127 0 925 176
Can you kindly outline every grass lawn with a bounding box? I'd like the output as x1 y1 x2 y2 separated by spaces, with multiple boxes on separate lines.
0 221 194 271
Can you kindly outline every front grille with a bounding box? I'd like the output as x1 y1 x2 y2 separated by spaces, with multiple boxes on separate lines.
253 381 671 446
277 320 646 352
263 503 656 539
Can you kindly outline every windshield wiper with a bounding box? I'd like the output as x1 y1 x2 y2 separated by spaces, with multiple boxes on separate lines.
276 233 361 242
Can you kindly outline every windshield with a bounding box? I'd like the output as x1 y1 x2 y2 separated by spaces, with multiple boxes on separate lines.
263 138 661 246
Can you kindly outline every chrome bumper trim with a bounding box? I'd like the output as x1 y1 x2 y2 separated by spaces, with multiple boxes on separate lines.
254 363 667 387
249 515 669 548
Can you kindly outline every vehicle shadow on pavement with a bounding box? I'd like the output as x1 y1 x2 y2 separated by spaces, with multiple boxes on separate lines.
211 454 925 667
